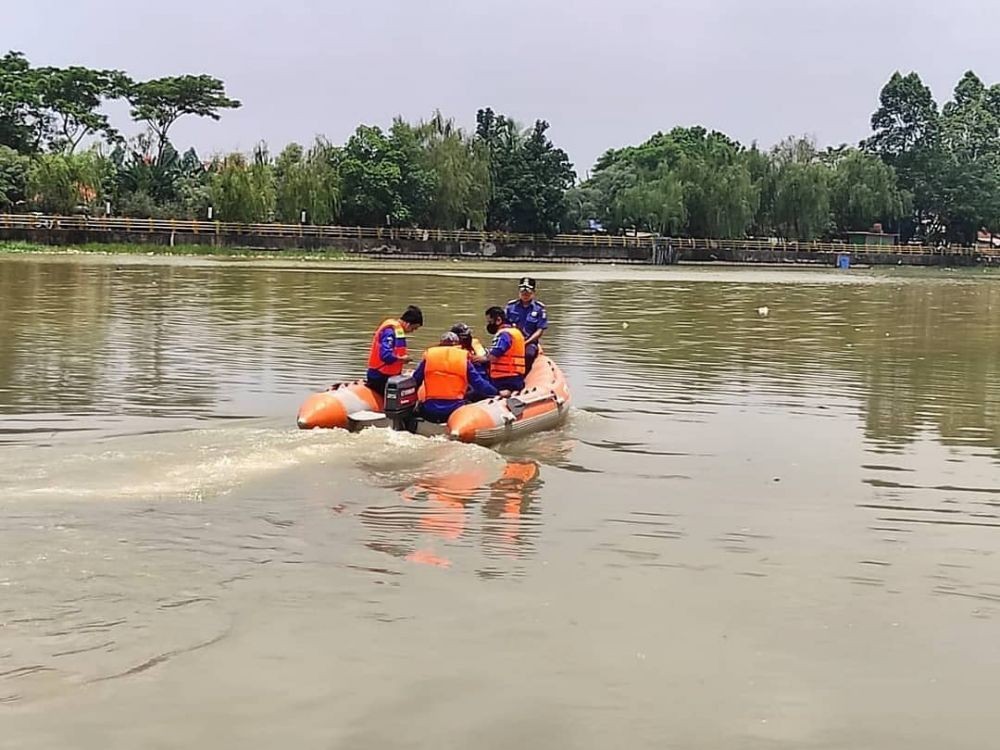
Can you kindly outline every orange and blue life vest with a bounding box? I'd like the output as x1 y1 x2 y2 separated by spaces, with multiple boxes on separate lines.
489 326 526 379
367 318 407 376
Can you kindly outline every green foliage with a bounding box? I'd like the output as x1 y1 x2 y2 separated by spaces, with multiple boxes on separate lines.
208 144 275 223
414 112 490 229
0 145 30 208
337 125 405 226
828 148 907 232
26 150 106 214
36 66 130 153
475 109 575 234
274 140 341 225
127 74 240 158
0 51 45 153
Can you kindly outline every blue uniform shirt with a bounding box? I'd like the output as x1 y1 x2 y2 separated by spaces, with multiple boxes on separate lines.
505 298 547 343
366 326 403 383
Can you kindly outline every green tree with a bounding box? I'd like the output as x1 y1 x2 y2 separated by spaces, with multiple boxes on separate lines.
866 71 943 240
26 150 107 214
36 66 130 153
475 110 574 234
0 51 45 153
388 118 437 226
208 144 274 223
937 71 1000 243
127 75 240 160
828 148 906 232
768 137 831 240
337 125 405 226
274 139 341 224
414 112 490 229
0 145 30 208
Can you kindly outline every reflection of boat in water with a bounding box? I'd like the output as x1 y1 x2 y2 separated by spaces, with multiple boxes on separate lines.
364 459 542 568
296 355 571 446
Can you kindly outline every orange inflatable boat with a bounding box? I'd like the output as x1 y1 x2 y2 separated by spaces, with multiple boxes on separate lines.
296 355 571 446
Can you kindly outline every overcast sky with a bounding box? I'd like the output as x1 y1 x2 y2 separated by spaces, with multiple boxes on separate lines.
7 0 1000 175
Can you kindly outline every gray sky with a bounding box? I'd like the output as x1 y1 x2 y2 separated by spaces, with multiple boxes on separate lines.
7 0 1000 175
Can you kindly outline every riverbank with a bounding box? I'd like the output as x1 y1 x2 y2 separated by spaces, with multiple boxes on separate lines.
0 240 350 262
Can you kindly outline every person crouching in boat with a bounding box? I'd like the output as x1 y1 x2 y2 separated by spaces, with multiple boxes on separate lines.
450 322 488 375
365 305 423 396
483 306 527 393
412 332 501 423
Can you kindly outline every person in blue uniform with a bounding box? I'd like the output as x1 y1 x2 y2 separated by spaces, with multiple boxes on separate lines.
504 276 547 372
483 306 526 393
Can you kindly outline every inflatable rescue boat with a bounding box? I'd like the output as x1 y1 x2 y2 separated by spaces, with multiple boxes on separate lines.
296 355 571 446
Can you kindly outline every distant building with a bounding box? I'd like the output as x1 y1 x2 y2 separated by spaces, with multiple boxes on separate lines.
846 223 898 247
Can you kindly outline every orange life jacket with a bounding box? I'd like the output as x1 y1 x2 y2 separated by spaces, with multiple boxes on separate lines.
470 337 487 359
367 318 407 376
423 346 469 401
490 326 526 378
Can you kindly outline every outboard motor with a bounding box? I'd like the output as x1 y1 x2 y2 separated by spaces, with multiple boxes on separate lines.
383 374 419 432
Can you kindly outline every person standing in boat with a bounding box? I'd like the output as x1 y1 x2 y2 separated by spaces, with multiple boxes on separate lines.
412 332 499 423
483 306 527 393
365 305 423 395
504 276 547 373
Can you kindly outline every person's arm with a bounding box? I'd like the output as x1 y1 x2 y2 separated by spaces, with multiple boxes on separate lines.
467 361 498 398
525 306 547 346
378 327 400 365
487 331 512 361
411 359 426 387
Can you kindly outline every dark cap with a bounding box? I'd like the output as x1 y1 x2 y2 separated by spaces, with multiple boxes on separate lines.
450 322 472 339
518 276 536 291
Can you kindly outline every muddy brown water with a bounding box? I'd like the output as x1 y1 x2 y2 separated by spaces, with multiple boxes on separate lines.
1 255 1000 749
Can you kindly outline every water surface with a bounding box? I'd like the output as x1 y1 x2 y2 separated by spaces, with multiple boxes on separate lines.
2 255 1000 749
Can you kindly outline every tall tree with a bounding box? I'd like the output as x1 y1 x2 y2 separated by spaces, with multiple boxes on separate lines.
127 75 240 159
0 145 30 208
866 72 943 240
36 66 130 153
337 125 404 226
768 137 831 240
414 112 490 229
0 51 45 153
828 148 907 232
274 139 341 225
208 144 274 223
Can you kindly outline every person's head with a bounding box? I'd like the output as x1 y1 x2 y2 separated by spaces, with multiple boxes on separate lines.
484 306 506 335
517 276 536 303
439 331 460 346
399 305 423 333
450 322 473 348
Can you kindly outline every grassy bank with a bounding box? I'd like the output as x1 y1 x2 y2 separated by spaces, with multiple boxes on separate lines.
0 240 349 261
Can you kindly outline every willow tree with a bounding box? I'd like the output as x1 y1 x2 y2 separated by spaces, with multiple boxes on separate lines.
26 150 107 214
209 145 274 223
274 139 341 225
415 111 490 229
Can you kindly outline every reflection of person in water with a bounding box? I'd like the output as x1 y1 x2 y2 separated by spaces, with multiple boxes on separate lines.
380 459 542 567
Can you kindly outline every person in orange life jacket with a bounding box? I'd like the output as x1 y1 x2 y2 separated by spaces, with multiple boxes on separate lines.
504 276 546 373
365 305 423 395
483 306 527 392
411 332 500 423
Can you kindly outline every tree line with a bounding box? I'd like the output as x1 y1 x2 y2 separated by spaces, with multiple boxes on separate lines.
1 50 998 243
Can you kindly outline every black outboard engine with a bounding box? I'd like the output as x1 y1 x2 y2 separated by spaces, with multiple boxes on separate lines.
383 374 419 432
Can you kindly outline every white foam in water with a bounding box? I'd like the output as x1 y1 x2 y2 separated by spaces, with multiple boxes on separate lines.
0 423 494 503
